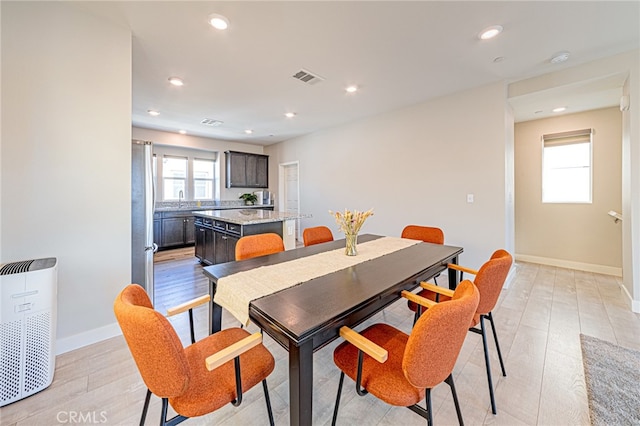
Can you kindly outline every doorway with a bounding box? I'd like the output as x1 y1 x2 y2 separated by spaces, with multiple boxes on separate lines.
279 161 301 243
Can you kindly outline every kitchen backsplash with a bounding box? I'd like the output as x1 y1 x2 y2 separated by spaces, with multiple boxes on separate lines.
155 200 246 210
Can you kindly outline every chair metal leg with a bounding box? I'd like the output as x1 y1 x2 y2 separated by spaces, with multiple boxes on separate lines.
413 304 422 326
140 388 152 426
262 379 275 426
332 372 345 426
188 309 196 344
159 397 188 426
425 388 433 426
445 374 464 426
480 316 498 415
487 312 506 377
160 398 169 426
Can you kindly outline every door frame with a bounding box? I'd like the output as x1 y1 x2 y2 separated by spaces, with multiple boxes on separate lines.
278 161 301 242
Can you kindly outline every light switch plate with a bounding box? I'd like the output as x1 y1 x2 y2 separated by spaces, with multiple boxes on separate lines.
467 194 474 203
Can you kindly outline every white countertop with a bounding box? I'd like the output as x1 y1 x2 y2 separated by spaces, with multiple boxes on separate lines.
193 209 311 225
155 204 274 212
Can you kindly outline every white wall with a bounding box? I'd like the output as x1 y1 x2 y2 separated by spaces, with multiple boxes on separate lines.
132 127 266 201
515 108 623 274
1 2 132 352
266 82 511 270
621 55 640 311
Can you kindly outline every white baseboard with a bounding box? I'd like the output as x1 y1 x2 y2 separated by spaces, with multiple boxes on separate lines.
515 254 622 277
503 266 516 290
56 322 122 355
619 282 640 313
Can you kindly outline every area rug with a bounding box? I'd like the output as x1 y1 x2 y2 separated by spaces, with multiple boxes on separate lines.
580 334 640 425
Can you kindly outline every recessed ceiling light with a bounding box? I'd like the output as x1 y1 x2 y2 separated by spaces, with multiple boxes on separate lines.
147 109 160 116
493 56 505 63
345 85 358 93
168 77 184 86
550 51 571 64
479 25 503 40
179 130 186 134
245 129 253 134
284 112 296 118
552 106 567 113
208 13 229 30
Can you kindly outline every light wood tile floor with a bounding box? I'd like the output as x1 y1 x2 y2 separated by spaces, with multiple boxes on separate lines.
3 248 639 425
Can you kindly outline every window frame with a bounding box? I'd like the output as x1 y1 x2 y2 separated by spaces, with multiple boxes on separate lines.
192 157 215 200
161 155 188 201
541 128 593 204
153 146 220 201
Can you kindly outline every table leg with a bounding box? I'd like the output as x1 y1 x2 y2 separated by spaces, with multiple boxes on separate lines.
209 279 222 334
448 255 459 290
289 340 313 426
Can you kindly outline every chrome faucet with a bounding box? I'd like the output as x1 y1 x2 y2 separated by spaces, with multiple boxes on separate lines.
178 190 184 208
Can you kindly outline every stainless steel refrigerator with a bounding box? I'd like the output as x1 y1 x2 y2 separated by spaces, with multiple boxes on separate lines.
131 140 156 303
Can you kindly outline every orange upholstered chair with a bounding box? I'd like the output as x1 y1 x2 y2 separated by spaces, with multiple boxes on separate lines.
401 225 444 245
114 284 275 426
401 225 445 318
235 233 284 261
411 249 513 415
302 226 334 247
331 280 480 426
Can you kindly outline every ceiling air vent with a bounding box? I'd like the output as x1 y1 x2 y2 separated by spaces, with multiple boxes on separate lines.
292 69 324 85
201 118 223 127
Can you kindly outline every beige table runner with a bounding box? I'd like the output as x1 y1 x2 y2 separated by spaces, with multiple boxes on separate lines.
214 236 420 326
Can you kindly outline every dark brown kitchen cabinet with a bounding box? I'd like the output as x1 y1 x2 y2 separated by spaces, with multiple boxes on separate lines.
153 213 162 247
158 211 195 249
213 231 239 264
195 218 215 264
225 151 268 188
194 215 282 265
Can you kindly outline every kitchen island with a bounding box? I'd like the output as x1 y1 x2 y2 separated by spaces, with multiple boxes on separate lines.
153 204 274 250
193 209 310 265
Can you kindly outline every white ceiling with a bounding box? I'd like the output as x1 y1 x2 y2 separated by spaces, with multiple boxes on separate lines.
79 1 639 145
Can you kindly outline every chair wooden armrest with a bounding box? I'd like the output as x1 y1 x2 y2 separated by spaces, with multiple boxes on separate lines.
205 332 263 371
339 326 388 363
419 282 455 298
166 294 211 317
447 263 478 276
401 290 437 310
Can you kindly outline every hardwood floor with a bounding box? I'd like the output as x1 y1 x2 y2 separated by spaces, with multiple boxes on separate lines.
3 249 639 425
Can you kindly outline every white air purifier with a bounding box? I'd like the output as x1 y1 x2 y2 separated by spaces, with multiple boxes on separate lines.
0 257 57 407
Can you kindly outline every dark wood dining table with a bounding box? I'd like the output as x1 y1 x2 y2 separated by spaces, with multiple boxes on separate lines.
203 234 463 426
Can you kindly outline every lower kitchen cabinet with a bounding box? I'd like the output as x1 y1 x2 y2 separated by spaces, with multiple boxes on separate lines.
157 211 196 250
194 216 282 265
214 231 239 264
195 218 215 264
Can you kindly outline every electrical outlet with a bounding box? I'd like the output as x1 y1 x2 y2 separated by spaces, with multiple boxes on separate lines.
467 194 474 203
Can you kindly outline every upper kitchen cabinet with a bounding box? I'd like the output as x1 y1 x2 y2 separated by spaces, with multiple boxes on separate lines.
225 151 268 188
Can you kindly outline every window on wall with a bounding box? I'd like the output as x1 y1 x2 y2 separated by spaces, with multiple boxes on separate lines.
162 156 187 200
153 146 219 201
542 128 593 203
193 158 214 199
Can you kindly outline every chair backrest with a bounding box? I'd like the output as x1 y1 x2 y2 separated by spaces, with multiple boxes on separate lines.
402 280 479 389
401 225 444 245
302 226 334 247
113 284 190 398
474 249 512 315
235 233 285 260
